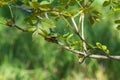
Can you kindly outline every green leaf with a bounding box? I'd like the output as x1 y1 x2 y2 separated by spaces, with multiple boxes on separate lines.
71 41 79 46
63 33 70 38
26 27 36 32
96 42 110 54
0 17 6 25
67 34 73 40
116 25 120 30
69 9 79 15
89 15 95 26
114 20 120 24
96 42 102 49
32 29 41 41
104 49 110 54
93 16 101 22
32 0 38 2
37 18 56 34
92 10 102 16
103 0 111 7
40 18 56 33
40 1 50 4
85 0 94 7
0 1 8 7
41 18 56 28
29 2 40 8
113 7 120 11
101 45 107 50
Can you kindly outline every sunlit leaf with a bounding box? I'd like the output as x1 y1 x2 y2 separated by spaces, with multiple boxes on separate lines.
102 45 107 50
32 29 41 41
26 27 36 32
40 1 50 5
67 34 73 40
113 7 120 11
93 16 101 22
41 18 56 28
0 1 8 7
71 41 79 46
63 33 70 38
96 42 102 49
104 49 110 54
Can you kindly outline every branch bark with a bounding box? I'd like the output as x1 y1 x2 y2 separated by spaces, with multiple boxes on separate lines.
6 5 120 61
58 42 120 61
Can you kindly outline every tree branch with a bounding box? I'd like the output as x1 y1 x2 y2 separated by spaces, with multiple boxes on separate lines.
7 23 120 61
14 25 28 32
81 13 87 51
57 42 120 61
71 17 79 32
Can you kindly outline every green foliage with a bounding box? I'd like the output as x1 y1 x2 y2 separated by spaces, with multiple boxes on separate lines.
103 0 111 7
114 19 120 30
0 0 120 80
96 42 110 54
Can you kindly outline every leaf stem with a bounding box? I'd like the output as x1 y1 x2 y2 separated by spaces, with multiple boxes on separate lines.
71 17 78 32
8 5 14 20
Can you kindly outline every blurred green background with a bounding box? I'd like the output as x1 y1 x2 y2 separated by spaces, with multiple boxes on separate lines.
0 1 120 80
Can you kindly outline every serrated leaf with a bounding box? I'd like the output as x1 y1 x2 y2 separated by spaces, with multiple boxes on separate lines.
103 0 111 7
41 18 56 28
116 25 120 30
114 20 120 24
32 29 40 41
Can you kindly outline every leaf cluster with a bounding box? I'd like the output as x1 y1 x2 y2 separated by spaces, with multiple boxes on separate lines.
96 42 110 54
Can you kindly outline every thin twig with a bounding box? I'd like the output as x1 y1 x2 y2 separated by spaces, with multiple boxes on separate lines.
75 0 83 8
58 42 86 56
14 25 28 32
71 17 79 32
45 12 49 18
78 15 82 31
8 5 14 20
62 16 74 30
73 10 83 18
81 13 87 51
